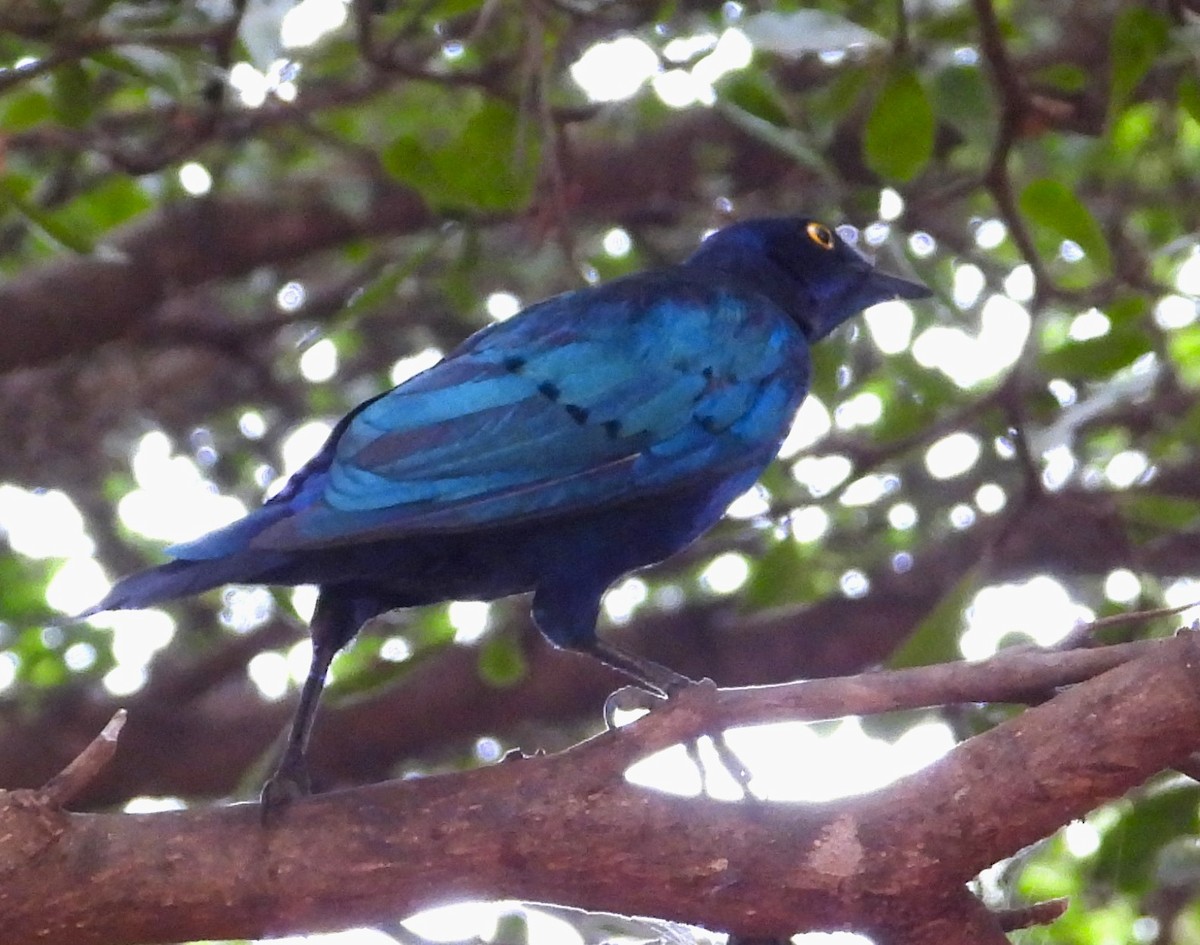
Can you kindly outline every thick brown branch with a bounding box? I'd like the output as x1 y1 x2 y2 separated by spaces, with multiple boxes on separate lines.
2 632 1199 945
1 469 1194 810
0 190 434 373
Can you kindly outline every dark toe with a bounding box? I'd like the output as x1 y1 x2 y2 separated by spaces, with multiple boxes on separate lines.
259 766 312 823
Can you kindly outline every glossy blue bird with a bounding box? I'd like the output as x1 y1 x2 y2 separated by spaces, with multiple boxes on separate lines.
87 217 930 807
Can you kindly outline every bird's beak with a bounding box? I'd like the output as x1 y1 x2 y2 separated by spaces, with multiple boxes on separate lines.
858 267 932 306
806 261 932 341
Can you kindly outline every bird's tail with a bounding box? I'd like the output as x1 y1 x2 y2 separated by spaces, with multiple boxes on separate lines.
78 555 267 618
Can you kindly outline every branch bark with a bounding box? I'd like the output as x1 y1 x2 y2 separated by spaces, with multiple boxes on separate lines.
0 477 1190 808
0 189 435 373
3 633 1200 945
2 451 1195 810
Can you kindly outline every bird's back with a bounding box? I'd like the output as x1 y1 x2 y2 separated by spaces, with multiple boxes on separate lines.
215 267 811 554
90 264 811 614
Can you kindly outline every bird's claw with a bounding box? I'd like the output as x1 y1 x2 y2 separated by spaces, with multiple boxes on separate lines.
259 761 312 823
603 684 666 728
667 674 714 697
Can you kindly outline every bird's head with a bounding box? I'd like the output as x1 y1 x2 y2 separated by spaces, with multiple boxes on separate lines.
686 217 931 341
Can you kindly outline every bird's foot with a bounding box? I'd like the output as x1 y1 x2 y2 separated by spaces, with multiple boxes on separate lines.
669 674 716 697
664 685 759 802
587 639 699 697
602 676 720 730
629 658 699 698
702 728 762 802
602 685 664 729
259 759 312 824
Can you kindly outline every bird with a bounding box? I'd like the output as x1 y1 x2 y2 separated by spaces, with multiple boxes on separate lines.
85 216 931 810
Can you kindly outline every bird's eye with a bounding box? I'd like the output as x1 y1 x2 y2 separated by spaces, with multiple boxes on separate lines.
806 222 835 250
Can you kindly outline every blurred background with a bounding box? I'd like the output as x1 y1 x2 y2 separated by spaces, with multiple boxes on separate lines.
1 0 1199 942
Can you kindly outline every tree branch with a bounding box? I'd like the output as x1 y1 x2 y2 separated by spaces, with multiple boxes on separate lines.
2 474 1196 807
0 190 435 373
33 710 126 809
3 632 1200 945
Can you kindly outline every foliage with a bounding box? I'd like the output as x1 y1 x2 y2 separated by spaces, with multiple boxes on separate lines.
1 0 1199 942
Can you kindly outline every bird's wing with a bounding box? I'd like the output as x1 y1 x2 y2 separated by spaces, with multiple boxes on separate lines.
251 280 806 550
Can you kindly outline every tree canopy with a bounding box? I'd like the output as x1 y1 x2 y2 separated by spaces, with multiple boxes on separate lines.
2 1 1200 943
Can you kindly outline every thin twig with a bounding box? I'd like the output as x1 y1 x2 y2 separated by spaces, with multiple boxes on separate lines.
970 0 1025 110
1084 602 1200 636
970 0 1052 292
36 709 127 808
994 898 1070 932
594 636 1180 770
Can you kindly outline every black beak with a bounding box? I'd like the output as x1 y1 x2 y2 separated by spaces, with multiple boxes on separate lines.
859 267 932 305
806 259 933 342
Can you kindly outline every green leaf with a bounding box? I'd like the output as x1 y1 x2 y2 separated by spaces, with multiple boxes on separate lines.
1039 325 1151 379
1120 494 1200 531
89 46 187 97
716 100 831 178
338 237 445 323
742 540 835 610
59 176 153 232
0 554 57 624
1017 843 1085 901
394 0 484 23
1105 293 1148 327
326 644 420 700
1156 836 1200 889
493 911 531 945
52 62 91 128
27 650 69 687
1110 6 1170 112
1033 63 1089 94
0 89 52 132
864 67 935 182
1180 74 1200 127
931 64 995 146
1168 325 1200 386
1019 178 1112 273
862 368 959 443
0 177 95 253
412 607 457 648
1111 102 1158 158
717 70 790 128
878 356 966 425
382 96 539 213
455 101 540 209
808 340 844 401
1094 783 1200 894
1039 296 1153 382
859 707 947 743
887 566 980 670
478 633 527 687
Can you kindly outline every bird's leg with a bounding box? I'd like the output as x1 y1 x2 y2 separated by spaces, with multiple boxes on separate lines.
260 636 336 816
260 591 361 819
533 583 698 697
595 642 756 797
586 637 758 796
586 638 697 697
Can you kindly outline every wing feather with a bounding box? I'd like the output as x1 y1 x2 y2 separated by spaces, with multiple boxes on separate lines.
251 280 808 550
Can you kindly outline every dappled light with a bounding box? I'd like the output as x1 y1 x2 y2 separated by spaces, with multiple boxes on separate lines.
629 716 956 805
1 0 1198 942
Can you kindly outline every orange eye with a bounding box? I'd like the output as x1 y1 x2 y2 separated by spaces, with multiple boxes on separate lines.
807 222 835 250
